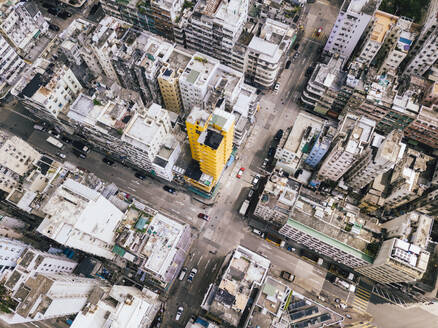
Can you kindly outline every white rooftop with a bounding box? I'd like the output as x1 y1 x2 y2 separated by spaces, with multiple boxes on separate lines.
143 213 186 277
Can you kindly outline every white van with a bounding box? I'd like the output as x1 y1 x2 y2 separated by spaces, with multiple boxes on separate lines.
252 229 265 238
178 267 187 281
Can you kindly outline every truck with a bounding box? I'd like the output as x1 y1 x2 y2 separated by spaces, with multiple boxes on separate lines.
46 136 64 149
239 200 250 216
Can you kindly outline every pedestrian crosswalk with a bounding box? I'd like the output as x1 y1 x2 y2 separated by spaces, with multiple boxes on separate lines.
352 284 372 313
310 31 327 41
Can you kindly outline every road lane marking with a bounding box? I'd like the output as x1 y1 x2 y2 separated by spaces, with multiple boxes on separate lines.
205 259 210 269
197 255 203 266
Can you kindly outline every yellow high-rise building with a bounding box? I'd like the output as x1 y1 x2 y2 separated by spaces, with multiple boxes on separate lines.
158 66 184 113
185 108 235 193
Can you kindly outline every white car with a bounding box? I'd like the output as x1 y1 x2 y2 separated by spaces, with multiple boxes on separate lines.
252 174 261 186
175 306 184 321
274 83 280 91
56 153 66 159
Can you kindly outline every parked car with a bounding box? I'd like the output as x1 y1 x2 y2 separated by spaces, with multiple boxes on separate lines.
305 66 314 77
236 167 245 178
60 136 71 143
197 213 209 221
281 271 295 282
47 7 59 15
274 83 280 91
252 229 265 237
274 129 283 141
293 43 300 51
261 158 269 169
163 185 176 194
178 267 187 281
316 27 323 36
247 189 254 199
33 124 44 131
134 172 146 180
49 23 60 32
267 147 276 157
293 15 299 23
73 149 86 159
57 11 71 19
285 60 291 69
252 174 261 186
102 158 114 166
175 306 184 321
187 268 197 283
293 52 300 60
56 153 66 159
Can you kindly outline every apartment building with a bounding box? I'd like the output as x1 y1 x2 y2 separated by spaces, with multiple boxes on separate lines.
0 34 27 97
184 0 249 68
0 237 27 273
378 29 415 75
0 130 41 195
0 1 48 54
300 56 347 119
158 48 193 114
305 125 337 168
101 0 184 41
279 193 377 268
71 285 162 328
357 212 433 283
343 129 404 190
403 0 438 76
36 179 125 260
324 0 380 60
18 62 82 122
114 210 191 289
253 174 300 229
245 19 294 88
384 149 432 209
111 28 174 106
201 246 270 327
356 11 397 65
4 248 77 293
318 114 376 182
275 112 327 174
185 108 235 192
121 103 181 181
1 273 106 324
179 53 220 112
67 92 181 181
404 104 438 149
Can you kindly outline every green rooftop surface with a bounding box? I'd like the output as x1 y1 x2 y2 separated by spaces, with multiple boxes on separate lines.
285 218 374 263
186 70 200 84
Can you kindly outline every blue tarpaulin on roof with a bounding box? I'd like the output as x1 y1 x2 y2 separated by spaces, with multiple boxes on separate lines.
195 318 209 327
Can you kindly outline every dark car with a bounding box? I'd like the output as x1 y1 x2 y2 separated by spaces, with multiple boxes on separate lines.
293 43 300 51
61 136 72 143
274 129 283 141
47 7 59 15
197 213 209 221
72 149 86 159
57 11 71 19
293 15 299 23
268 147 276 157
134 172 146 180
49 23 60 32
102 158 114 166
305 66 314 77
163 185 176 194
285 60 291 69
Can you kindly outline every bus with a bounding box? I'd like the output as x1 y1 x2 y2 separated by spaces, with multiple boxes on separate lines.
46 136 64 149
